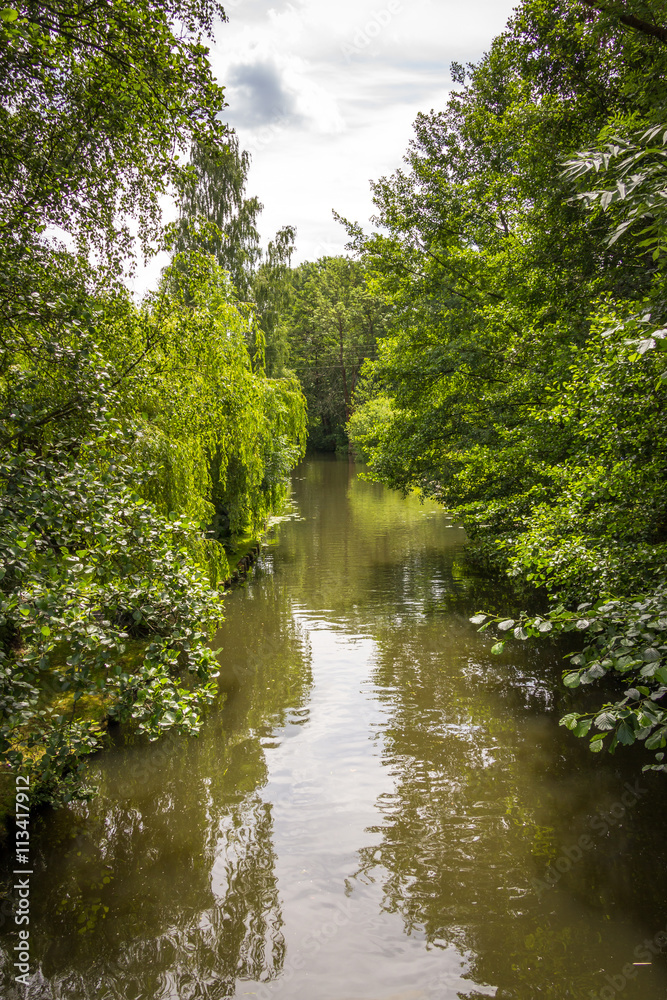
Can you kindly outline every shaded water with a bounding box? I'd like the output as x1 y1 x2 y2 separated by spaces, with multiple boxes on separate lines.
1 456 667 999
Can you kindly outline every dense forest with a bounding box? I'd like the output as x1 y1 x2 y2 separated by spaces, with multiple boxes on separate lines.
2 0 667 822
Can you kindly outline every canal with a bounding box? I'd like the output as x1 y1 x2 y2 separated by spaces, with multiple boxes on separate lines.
1 456 666 999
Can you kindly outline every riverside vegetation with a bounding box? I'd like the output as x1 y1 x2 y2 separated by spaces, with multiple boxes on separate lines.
0 0 305 819
341 1 667 772
2 0 667 827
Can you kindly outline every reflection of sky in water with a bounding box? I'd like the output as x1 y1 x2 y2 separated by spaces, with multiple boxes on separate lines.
1 457 667 1000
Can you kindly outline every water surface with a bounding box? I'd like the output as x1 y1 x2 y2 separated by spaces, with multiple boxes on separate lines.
1 457 666 999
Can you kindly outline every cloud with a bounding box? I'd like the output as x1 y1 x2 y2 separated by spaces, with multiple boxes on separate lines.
224 51 346 136
132 0 519 292
227 59 303 127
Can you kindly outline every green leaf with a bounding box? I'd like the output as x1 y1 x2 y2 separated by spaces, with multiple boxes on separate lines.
616 722 636 746
594 711 616 730
582 664 606 682
491 641 505 655
574 718 593 738
646 729 667 750
0 8 18 21
563 672 581 688
497 619 515 631
643 647 661 661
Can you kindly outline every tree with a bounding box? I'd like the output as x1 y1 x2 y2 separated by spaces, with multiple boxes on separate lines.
0 0 307 809
577 0 667 47
252 225 297 377
280 257 388 451
0 251 306 805
176 136 263 300
174 139 301 376
345 0 667 768
0 0 228 264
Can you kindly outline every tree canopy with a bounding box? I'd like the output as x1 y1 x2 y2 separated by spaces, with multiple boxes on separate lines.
279 256 389 451
346 0 667 769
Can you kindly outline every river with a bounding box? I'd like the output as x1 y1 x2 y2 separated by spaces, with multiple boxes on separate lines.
1 456 666 999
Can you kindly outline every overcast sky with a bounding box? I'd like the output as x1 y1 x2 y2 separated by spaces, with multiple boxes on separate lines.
132 0 518 292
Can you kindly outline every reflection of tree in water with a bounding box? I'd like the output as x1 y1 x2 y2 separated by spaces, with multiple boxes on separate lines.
211 794 285 981
277 460 477 633
0 580 311 1000
348 624 667 1000
0 746 284 999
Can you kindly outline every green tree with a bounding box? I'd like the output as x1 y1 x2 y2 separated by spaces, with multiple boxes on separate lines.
0 0 228 263
252 225 297 377
280 257 388 451
176 136 263 300
345 0 667 768
174 138 299 376
0 250 306 805
0 0 307 809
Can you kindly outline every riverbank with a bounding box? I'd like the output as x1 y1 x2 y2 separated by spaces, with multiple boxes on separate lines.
0 535 267 841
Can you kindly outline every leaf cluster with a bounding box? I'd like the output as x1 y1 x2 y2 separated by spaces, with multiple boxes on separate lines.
472 592 667 772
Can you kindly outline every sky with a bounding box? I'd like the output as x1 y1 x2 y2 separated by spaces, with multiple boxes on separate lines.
131 0 518 292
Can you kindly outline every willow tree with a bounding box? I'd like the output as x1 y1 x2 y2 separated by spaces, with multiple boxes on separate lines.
176 139 298 374
0 0 307 810
0 248 306 810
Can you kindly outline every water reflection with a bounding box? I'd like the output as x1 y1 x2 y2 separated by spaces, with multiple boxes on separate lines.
0 576 311 999
0 457 666 1000
349 595 667 998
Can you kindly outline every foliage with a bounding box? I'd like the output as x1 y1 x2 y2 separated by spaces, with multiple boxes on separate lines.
0 0 228 263
0 253 306 805
472 591 667 773
0 422 224 804
346 395 395 464
174 136 298 376
252 225 297 377
280 257 388 451
175 137 263 300
139 252 307 540
0 0 307 810
563 118 667 259
344 0 667 767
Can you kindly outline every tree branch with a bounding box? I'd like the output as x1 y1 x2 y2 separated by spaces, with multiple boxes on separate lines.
578 0 667 46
